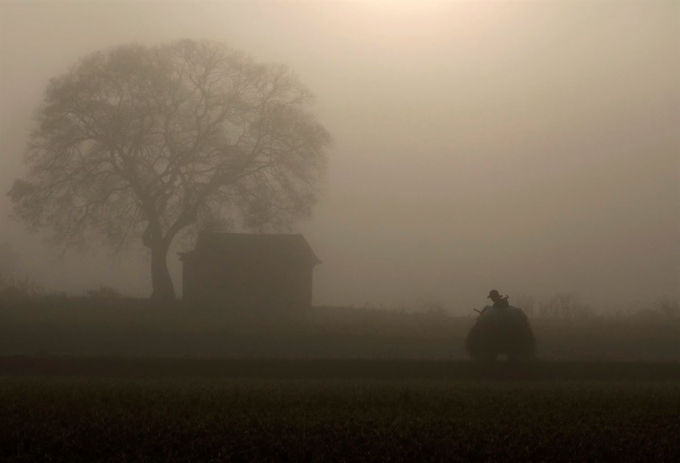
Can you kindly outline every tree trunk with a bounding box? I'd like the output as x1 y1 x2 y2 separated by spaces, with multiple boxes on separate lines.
150 243 176 300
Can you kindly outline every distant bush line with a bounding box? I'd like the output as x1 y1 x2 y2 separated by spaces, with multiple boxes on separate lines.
0 294 678 360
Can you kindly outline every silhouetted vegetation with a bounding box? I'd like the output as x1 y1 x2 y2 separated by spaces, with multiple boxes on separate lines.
84 286 122 299
1 295 678 360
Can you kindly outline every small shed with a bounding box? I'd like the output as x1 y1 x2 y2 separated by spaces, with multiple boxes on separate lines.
179 233 320 312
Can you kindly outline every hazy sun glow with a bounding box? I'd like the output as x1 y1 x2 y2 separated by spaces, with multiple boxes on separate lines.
316 0 521 51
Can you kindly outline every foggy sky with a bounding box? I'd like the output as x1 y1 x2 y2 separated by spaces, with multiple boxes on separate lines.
1 0 678 312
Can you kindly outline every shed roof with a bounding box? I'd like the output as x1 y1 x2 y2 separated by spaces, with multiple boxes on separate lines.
179 232 321 266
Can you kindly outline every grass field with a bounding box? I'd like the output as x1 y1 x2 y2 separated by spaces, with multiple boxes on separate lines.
2 303 679 461
2 358 680 462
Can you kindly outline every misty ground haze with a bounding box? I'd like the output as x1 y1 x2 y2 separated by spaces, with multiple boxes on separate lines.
1 0 678 312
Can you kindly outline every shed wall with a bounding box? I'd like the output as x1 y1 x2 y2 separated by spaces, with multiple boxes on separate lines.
183 258 314 312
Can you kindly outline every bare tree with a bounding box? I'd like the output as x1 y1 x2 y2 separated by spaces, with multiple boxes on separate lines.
9 40 330 300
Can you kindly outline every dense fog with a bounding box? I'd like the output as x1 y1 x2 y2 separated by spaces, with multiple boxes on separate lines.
1 1 678 312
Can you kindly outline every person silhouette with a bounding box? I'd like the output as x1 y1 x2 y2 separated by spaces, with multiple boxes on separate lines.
487 289 510 309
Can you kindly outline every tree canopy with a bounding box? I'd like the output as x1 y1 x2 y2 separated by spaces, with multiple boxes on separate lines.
9 40 330 299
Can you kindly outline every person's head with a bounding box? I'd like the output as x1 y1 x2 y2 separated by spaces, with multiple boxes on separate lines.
487 289 502 303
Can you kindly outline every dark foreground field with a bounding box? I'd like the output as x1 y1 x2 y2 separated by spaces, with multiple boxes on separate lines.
2 358 680 462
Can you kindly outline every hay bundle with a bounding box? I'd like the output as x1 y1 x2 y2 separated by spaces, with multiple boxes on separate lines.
466 306 535 362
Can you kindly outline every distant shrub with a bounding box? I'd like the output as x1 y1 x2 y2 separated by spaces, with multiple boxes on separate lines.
413 299 449 317
538 293 596 319
85 286 122 299
513 294 535 317
0 285 30 307
42 291 69 303
0 275 44 307
654 297 679 319
628 308 663 322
